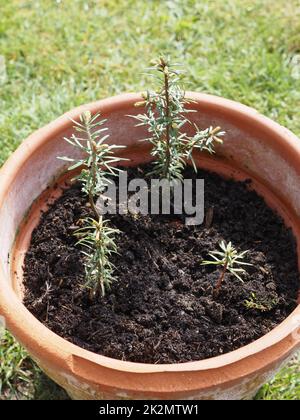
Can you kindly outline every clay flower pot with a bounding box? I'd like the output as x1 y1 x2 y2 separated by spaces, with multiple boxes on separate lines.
0 93 300 400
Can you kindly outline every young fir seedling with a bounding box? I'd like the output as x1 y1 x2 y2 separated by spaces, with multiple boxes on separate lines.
244 292 279 313
132 57 225 180
74 217 119 297
201 241 252 296
59 111 125 298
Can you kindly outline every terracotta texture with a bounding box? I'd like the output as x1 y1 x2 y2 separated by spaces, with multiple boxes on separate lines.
0 93 300 400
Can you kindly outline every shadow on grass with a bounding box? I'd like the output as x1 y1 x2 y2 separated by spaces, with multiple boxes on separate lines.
32 371 70 400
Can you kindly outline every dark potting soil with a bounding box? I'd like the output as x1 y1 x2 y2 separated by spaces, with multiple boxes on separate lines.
23 166 299 363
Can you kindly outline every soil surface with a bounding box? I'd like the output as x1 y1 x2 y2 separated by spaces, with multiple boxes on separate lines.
23 166 299 363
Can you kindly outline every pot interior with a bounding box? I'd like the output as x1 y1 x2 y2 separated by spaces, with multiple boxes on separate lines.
1 94 300 300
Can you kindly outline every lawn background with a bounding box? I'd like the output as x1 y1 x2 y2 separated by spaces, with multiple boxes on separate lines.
0 0 300 399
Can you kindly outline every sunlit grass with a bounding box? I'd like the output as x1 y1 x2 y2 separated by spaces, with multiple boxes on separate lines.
255 354 300 400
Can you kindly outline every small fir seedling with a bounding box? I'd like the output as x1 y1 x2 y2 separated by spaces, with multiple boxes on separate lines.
74 217 120 298
201 241 252 296
59 111 125 297
31 281 53 312
131 56 225 180
244 292 279 313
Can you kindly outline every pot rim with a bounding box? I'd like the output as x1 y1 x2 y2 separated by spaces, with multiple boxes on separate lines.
0 92 300 376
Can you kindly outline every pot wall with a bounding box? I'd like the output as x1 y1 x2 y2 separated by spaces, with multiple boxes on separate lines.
0 93 300 400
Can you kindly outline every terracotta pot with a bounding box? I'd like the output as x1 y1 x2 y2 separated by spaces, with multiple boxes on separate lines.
0 93 300 400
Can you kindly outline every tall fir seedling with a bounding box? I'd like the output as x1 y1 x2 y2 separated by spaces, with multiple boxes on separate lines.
132 57 225 180
59 111 125 298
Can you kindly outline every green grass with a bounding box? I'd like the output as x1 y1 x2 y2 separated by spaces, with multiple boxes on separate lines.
0 330 34 400
255 354 300 400
0 0 299 399
0 331 68 400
